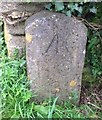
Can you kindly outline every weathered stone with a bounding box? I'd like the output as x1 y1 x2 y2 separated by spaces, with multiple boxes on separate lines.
4 22 25 57
25 11 87 104
4 21 25 35
0 2 46 57
0 2 45 13
0 2 46 25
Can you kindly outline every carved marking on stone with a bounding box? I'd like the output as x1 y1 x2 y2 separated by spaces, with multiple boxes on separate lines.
43 34 57 54
43 33 69 56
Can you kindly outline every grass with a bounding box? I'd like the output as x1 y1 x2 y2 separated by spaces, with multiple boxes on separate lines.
0 22 102 119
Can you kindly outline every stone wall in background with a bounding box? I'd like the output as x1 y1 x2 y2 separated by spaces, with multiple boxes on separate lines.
25 10 87 104
0 2 45 57
4 22 25 57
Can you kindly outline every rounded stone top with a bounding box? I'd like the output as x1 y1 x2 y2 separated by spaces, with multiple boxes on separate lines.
25 10 87 34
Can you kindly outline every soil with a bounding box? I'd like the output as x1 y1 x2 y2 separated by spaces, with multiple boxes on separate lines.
79 77 102 114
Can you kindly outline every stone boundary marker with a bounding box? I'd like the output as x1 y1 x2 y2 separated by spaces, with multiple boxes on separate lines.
25 10 87 104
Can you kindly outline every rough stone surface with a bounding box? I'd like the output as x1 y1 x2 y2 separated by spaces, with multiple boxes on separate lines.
0 2 46 25
25 11 87 103
4 21 25 35
0 2 45 13
0 2 46 57
4 22 25 57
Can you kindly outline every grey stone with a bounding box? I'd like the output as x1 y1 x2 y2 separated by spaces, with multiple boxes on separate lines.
25 10 87 104
4 21 25 35
0 2 46 57
0 2 46 25
0 2 45 14
4 22 25 57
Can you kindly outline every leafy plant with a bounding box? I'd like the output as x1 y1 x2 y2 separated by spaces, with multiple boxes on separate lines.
45 2 98 17
86 31 102 78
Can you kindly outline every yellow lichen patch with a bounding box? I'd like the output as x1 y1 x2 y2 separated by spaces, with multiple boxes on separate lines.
4 23 11 43
69 80 77 87
8 48 11 56
26 33 32 43
6 42 12 56
27 74 30 80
